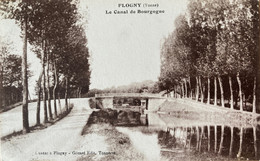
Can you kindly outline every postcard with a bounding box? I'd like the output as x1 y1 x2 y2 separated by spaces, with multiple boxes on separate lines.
0 0 259 161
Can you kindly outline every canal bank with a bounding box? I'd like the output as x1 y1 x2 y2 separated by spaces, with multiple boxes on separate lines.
157 98 260 126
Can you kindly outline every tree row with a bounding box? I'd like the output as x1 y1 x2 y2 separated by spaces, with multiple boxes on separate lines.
1 0 91 133
159 0 259 113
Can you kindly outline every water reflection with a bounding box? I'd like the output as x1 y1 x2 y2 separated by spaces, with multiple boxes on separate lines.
133 112 260 160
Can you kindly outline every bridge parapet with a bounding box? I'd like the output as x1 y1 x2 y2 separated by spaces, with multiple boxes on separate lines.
95 93 164 98
94 93 166 110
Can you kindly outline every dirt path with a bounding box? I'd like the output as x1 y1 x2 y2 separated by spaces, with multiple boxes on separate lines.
1 99 94 161
0 98 89 137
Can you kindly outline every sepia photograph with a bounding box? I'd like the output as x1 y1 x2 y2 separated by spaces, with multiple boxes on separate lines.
0 0 259 160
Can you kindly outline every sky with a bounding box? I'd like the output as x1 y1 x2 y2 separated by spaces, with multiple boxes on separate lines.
82 0 188 89
0 0 188 98
0 19 41 99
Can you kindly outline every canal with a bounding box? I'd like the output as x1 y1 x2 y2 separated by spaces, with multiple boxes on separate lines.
115 111 260 160
84 97 260 160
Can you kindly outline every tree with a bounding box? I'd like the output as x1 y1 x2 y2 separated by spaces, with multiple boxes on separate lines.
9 0 31 133
2 55 23 105
215 0 257 111
10 0 83 126
2 55 22 87
22 4 29 133
0 39 24 107
158 0 259 114
25 0 77 119
65 25 90 98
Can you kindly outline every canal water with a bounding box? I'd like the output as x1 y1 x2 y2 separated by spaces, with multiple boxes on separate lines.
116 112 260 160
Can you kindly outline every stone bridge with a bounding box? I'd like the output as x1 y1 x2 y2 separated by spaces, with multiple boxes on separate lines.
95 93 166 111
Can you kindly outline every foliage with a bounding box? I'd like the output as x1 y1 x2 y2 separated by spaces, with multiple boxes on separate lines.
158 0 259 111
0 39 31 106
2 54 22 87
9 0 91 97
159 0 258 87
100 80 157 94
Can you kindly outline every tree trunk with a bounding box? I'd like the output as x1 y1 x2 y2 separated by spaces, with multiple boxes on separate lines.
207 125 211 151
22 16 29 133
188 76 191 98
253 77 256 113
189 127 193 149
53 61 58 118
196 126 199 151
175 86 177 98
181 83 185 98
237 127 243 158
65 76 69 111
189 127 192 149
42 42 48 123
75 87 78 98
79 87 82 98
69 94 71 106
229 76 234 109
244 94 246 109
199 76 204 103
229 126 234 157
218 76 225 107
196 76 199 102
235 94 238 109
173 86 176 98
253 126 258 159
0 61 3 109
58 92 62 113
202 84 205 103
236 72 243 111
46 51 53 120
184 127 188 148
36 70 43 126
184 79 188 98
214 77 217 106
207 77 210 104
199 126 203 152
214 125 217 153
218 125 224 155
56 73 61 114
